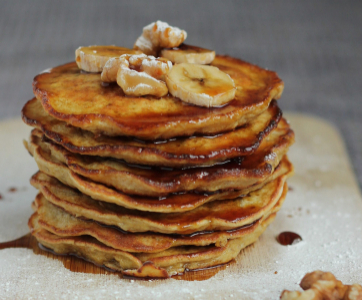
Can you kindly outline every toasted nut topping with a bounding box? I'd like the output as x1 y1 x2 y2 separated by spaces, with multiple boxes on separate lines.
134 21 187 56
281 271 362 300
116 54 172 97
101 57 121 82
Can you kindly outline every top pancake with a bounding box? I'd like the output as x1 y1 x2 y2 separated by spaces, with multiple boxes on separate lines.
33 55 284 139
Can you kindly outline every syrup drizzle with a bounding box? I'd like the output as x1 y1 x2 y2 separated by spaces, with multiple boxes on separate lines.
95 218 259 238
276 231 302 246
0 234 232 281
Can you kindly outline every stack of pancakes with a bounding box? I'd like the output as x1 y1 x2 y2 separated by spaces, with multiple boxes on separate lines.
22 55 294 278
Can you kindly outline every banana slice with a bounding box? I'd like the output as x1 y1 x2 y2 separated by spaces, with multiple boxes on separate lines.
160 44 215 64
75 45 142 72
165 63 236 107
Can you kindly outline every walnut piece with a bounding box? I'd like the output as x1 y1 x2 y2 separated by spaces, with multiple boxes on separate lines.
134 21 187 56
281 271 362 300
115 54 172 97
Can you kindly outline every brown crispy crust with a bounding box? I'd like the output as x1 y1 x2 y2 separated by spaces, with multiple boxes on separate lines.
36 193 274 252
27 127 293 213
31 171 288 234
33 56 284 139
22 98 282 167
27 118 294 196
29 210 279 277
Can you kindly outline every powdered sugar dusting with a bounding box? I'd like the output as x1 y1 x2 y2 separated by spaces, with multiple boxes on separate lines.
127 68 156 80
125 82 154 93
141 57 159 67
134 35 153 53
135 21 187 55
1 114 362 299
145 21 187 41
141 57 173 75
128 54 148 63
104 57 119 66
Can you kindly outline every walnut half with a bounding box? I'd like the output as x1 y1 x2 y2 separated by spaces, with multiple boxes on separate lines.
281 271 362 300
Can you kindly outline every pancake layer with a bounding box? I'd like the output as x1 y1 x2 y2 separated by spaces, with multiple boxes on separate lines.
33 56 283 139
23 52 294 278
22 98 282 167
26 118 293 196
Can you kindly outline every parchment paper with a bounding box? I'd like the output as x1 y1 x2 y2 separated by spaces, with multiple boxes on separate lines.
0 114 361 300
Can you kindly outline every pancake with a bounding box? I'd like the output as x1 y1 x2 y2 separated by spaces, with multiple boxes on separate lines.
31 172 288 234
23 40 294 279
33 191 284 252
22 98 282 167
26 118 293 196
29 156 291 213
33 56 284 139
29 212 277 277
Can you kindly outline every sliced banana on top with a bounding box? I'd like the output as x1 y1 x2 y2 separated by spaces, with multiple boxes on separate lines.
160 44 215 64
75 45 142 72
165 63 236 107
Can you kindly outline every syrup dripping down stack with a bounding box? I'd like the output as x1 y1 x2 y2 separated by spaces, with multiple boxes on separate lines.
22 54 294 278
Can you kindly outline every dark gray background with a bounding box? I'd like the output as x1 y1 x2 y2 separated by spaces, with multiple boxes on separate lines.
1 1 361 187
